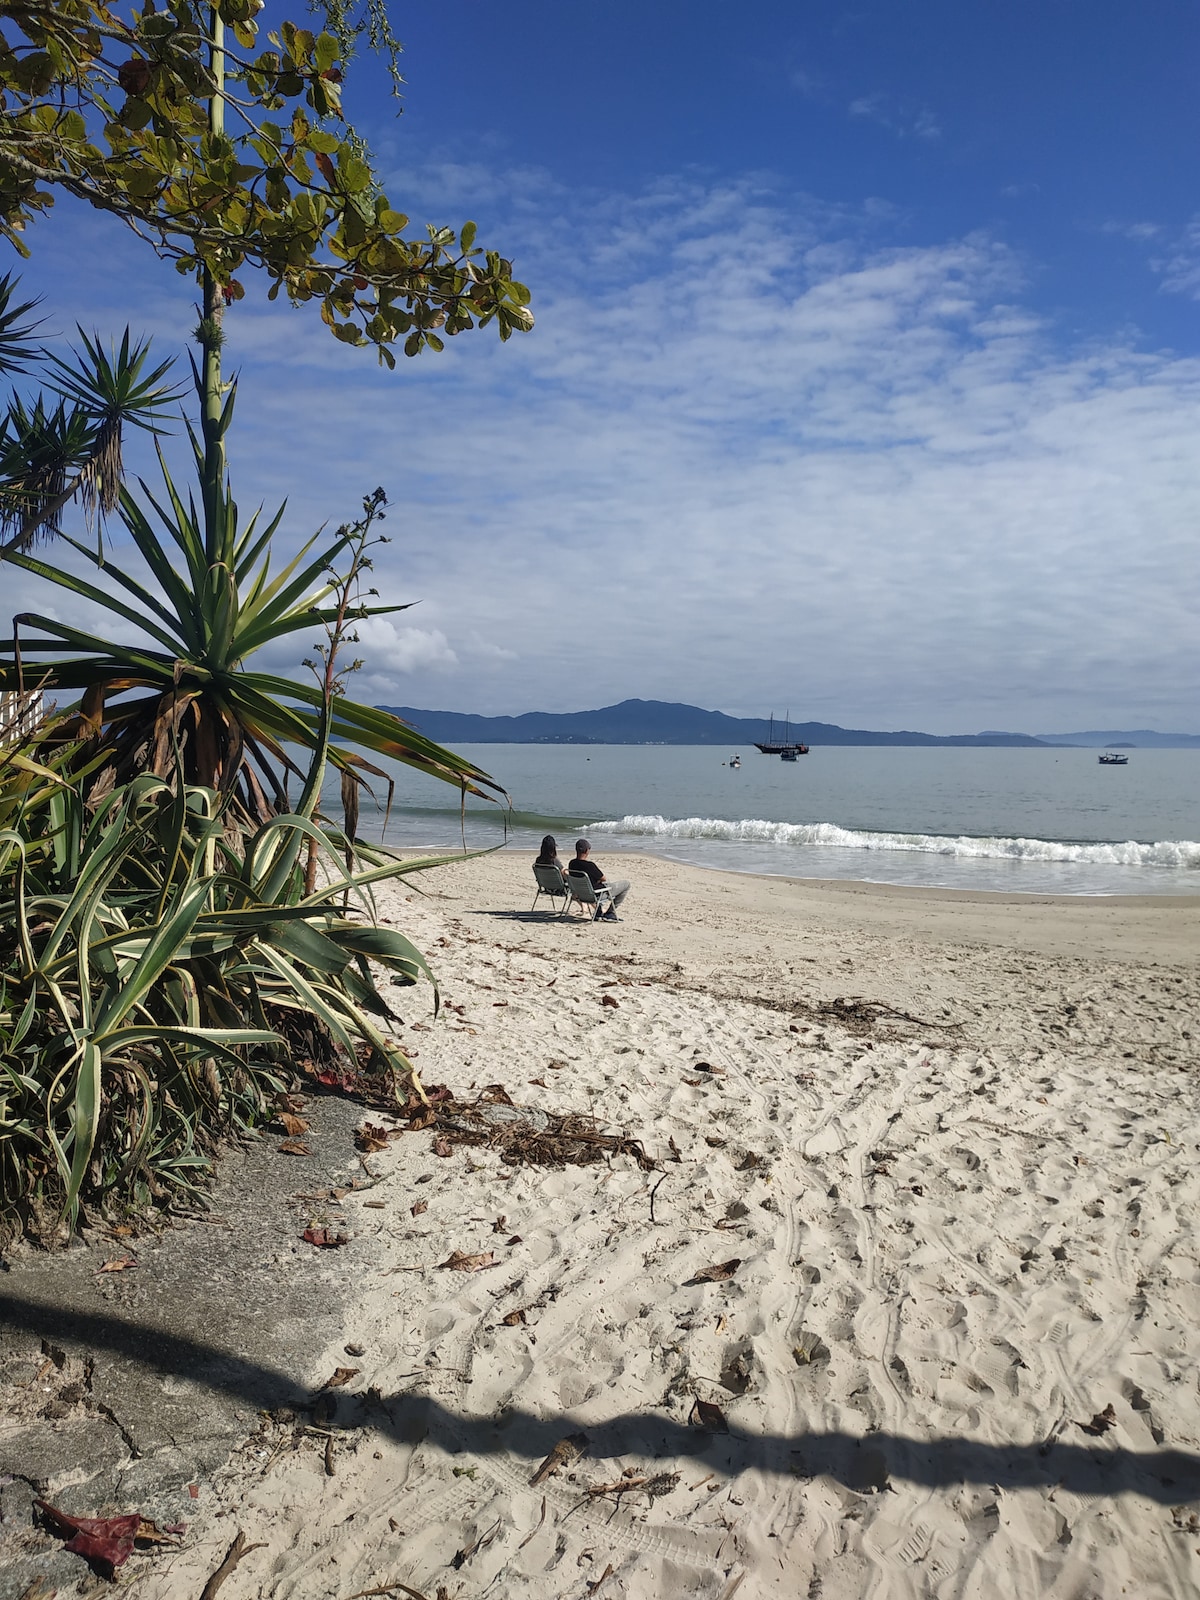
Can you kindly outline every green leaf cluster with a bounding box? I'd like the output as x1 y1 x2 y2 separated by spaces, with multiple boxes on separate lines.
0 2 534 362
0 729 464 1238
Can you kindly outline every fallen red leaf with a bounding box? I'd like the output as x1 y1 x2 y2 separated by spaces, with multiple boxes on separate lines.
36 1501 142 1574
302 1227 349 1249
433 1137 454 1158
315 1067 356 1092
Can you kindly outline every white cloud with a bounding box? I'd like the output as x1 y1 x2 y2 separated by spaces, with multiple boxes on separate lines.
849 94 942 141
1150 216 1200 299
16 172 1200 733
350 617 459 687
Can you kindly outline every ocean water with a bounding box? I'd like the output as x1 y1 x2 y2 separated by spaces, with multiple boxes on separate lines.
339 744 1200 897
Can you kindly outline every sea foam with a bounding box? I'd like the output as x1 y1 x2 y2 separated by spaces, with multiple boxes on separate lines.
585 815 1200 870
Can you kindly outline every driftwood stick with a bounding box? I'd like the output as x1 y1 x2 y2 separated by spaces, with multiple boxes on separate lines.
341 1580 430 1600
198 1530 265 1600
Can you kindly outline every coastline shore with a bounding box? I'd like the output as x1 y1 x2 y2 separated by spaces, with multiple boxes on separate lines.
74 852 1200 1596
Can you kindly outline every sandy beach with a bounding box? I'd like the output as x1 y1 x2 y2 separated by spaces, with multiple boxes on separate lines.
128 850 1199 1600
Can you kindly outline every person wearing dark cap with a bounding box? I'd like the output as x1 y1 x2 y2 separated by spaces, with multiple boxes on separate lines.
567 839 630 920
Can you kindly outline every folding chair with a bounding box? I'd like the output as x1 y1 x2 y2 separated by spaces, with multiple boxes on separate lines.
531 862 572 916
566 871 614 922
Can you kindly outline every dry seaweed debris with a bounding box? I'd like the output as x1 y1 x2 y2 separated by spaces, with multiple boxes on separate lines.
402 1085 655 1172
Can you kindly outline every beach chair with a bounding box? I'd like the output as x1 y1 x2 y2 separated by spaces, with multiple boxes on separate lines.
566 870 614 922
531 862 571 916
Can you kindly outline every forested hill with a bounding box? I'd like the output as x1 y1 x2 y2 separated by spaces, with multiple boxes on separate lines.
379 699 1052 747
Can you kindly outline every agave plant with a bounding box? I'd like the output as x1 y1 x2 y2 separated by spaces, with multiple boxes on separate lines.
0 359 503 823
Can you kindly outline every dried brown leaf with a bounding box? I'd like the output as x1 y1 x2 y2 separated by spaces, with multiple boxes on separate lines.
686 1258 742 1285
530 1431 589 1485
277 1112 310 1137
601 994 620 1009
689 1398 729 1433
793 1331 831 1365
411 1200 429 1217
321 1366 360 1389
1078 1403 1116 1436
277 1139 311 1156
433 1137 454 1159
355 1122 395 1154
97 1255 137 1273
501 1308 527 1326
439 1250 498 1272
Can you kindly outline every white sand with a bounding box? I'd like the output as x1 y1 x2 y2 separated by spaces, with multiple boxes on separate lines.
138 852 1200 1600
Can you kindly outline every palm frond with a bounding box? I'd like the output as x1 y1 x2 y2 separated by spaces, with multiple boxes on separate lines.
43 328 185 522
0 274 43 375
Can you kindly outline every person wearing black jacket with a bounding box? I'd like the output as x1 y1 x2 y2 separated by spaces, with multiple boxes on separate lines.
567 839 630 920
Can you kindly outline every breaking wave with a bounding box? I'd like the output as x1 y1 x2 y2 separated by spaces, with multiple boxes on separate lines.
585 815 1200 871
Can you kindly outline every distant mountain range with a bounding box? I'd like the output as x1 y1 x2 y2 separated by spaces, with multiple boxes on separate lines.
1035 728 1200 749
379 698 1188 748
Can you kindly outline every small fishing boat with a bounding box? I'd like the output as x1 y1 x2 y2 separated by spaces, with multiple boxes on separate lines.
1098 751 1129 765
730 754 741 768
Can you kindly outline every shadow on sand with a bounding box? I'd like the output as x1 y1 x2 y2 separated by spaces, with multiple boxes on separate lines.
4 1292 1197 1505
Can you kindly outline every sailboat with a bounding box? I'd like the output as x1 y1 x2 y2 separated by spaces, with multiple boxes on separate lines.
755 712 809 759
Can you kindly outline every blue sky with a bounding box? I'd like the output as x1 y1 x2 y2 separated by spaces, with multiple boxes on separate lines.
23 0 1200 731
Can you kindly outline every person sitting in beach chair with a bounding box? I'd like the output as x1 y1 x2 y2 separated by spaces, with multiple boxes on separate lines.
567 838 630 922
531 834 573 915
535 834 568 881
